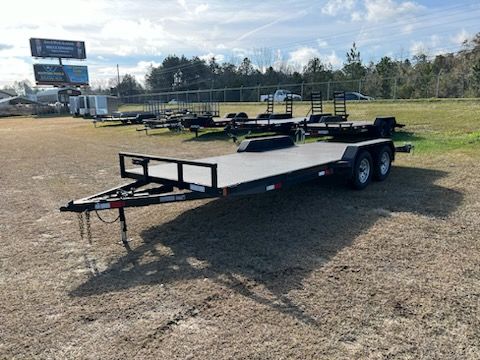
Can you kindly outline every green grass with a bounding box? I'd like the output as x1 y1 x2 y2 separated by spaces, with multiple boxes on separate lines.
120 99 480 153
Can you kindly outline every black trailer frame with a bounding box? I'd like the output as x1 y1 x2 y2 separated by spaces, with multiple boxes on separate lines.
61 136 411 245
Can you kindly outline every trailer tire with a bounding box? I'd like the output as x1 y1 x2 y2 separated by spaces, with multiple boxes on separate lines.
350 150 373 190
373 146 392 181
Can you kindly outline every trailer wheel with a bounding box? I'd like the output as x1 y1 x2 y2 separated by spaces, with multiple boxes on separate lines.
351 150 373 190
373 146 392 181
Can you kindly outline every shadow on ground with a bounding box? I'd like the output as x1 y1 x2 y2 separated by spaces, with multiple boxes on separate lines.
184 129 231 142
71 166 462 325
392 130 424 143
94 122 139 128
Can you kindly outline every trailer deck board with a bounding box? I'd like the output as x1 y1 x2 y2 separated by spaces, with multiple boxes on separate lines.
128 139 387 188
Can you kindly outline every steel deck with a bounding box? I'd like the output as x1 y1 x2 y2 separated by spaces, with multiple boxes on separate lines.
128 139 387 188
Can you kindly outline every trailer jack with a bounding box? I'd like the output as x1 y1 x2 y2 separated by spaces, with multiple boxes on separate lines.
118 207 129 246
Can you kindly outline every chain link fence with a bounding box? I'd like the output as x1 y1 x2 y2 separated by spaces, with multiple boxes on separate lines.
120 74 477 104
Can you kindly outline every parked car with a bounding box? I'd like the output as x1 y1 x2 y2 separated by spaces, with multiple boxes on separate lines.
260 89 302 102
344 92 374 101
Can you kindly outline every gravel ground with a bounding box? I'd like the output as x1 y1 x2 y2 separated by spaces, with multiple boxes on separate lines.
0 116 478 359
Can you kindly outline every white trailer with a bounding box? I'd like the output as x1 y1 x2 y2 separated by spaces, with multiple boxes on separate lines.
88 95 120 117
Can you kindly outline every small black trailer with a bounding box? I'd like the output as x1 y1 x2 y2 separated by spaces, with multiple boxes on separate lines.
93 111 157 126
61 136 411 244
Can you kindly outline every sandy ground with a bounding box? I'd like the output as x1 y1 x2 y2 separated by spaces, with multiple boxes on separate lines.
0 116 479 359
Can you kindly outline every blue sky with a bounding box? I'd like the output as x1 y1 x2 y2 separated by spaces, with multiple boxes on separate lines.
0 0 479 87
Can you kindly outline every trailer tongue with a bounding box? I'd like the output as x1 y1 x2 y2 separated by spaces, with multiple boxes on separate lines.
61 136 411 245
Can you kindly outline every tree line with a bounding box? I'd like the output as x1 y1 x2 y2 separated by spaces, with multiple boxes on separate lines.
108 33 480 100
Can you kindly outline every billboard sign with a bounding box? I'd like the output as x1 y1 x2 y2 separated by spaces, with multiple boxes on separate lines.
34 64 89 86
30 38 86 59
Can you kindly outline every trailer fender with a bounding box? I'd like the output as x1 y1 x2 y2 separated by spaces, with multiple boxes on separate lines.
374 116 396 137
339 145 360 177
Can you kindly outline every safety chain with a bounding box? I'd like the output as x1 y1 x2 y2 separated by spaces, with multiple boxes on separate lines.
85 211 92 244
77 211 93 244
77 212 85 240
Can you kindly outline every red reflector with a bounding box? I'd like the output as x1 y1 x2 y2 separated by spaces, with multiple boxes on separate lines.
325 168 333 175
110 201 126 208
274 182 282 189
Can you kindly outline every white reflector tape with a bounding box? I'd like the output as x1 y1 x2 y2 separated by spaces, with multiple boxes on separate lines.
160 194 187 203
266 185 275 191
318 130 329 135
190 184 206 192
318 171 326 176
95 202 110 210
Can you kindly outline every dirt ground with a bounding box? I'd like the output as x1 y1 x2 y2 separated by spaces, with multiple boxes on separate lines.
0 116 479 359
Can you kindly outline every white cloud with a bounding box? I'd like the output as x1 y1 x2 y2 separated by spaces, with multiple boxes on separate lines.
90 60 161 86
194 4 209 15
410 41 426 55
199 52 225 63
351 11 362 21
323 51 342 68
430 35 440 48
403 23 414 34
452 29 471 45
0 57 33 86
317 39 329 48
289 47 321 68
288 47 342 69
177 0 188 12
322 0 356 16
361 0 423 22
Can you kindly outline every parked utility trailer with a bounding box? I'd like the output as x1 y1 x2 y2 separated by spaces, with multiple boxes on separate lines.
93 111 157 126
61 136 411 244
88 95 120 117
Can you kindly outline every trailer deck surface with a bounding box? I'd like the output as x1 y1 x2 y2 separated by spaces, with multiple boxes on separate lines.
128 139 387 188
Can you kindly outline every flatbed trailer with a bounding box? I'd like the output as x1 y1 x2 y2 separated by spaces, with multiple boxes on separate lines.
93 112 156 126
61 136 411 244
